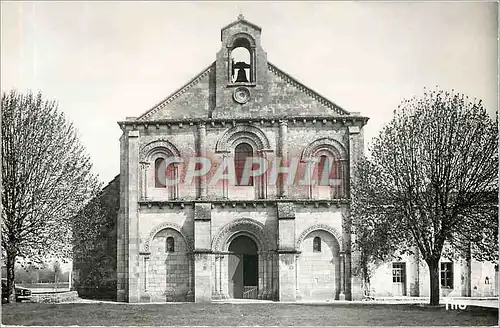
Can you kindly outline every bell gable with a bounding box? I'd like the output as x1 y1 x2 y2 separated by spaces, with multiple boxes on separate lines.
136 16 352 122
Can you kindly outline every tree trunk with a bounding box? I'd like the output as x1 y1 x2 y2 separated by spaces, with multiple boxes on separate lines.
6 250 16 303
426 259 440 306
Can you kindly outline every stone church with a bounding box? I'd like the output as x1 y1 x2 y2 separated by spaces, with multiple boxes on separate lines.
116 15 367 303
111 15 497 303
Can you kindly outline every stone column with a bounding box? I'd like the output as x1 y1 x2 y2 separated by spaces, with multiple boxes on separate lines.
295 254 302 300
219 255 224 298
172 164 179 200
262 253 269 299
257 253 264 299
127 130 140 303
340 159 349 198
256 150 268 199
194 203 212 302
339 252 345 300
270 253 275 300
278 120 288 198
220 151 231 199
117 133 128 302
213 255 219 299
277 202 296 301
187 253 194 301
139 161 150 200
198 123 207 199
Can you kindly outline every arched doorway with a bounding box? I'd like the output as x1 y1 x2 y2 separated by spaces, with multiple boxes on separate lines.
228 235 259 299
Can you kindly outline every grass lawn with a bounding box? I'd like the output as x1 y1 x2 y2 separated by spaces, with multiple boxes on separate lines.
1 302 498 326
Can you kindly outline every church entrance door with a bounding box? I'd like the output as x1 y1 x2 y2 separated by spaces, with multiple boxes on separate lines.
228 235 258 299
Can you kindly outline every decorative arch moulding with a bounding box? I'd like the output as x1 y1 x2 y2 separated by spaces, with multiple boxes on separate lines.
117 115 369 131
211 218 275 252
295 223 344 252
301 137 348 161
143 221 194 253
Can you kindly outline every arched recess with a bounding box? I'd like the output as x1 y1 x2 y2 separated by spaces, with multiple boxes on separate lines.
227 32 256 49
216 125 271 153
295 224 343 251
301 138 347 161
296 226 341 301
144 222 193 253
212 218 275 252
140 139 181 162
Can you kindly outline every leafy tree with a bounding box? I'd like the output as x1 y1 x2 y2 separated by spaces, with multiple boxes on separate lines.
351 88 498 305
1 90 101 302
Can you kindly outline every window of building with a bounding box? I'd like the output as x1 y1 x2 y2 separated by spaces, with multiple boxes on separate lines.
392 263 406 283
155 158 166 188
166 237 175 253
313 236 321 252
440 262 453 288
234 143 253 186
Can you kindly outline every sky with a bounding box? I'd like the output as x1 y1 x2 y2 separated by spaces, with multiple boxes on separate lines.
1 1 498 184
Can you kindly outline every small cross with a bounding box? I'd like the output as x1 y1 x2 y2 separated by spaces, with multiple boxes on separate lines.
237 6 244 20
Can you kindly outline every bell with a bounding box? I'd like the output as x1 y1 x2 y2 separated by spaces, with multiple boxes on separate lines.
235 68 249 83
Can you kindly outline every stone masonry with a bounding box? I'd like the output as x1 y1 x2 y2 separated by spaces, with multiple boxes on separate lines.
116 15 369 303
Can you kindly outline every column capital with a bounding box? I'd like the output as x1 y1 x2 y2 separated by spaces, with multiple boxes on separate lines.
279 119 288 127
128 130 140 138
198 122 207 129
139 161 150 170
348 125 360 135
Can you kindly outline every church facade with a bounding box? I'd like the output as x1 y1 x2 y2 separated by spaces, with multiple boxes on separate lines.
114 16 497 303
116 15 367 303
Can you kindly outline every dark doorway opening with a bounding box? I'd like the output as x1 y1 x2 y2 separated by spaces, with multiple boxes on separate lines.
228 235 258 299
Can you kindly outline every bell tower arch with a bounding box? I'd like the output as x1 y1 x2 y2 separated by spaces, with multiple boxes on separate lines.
214 15 269 118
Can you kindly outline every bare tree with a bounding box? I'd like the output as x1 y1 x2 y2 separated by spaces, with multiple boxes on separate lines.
351 88 498 305
1 90 100 302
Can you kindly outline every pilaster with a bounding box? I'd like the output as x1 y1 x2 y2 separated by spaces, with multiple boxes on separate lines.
278 120 288 198
127 130 140 303
277 202 296 301
117 133 128 302
194 203 212 302
198 123 208 199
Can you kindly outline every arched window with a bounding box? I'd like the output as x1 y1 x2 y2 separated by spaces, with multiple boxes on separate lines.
235 143 253 186
166 237 175 253
155 158 166 188
313 236 321 252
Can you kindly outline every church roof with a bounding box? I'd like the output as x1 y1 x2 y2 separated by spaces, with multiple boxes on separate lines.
137 62 351 121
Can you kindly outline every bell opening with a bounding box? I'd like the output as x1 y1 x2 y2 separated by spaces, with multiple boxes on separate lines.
230 46 251 83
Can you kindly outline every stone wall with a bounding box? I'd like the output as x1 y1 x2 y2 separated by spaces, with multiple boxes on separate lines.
72 175 119 301
145 228 191 302
29 291 79 303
